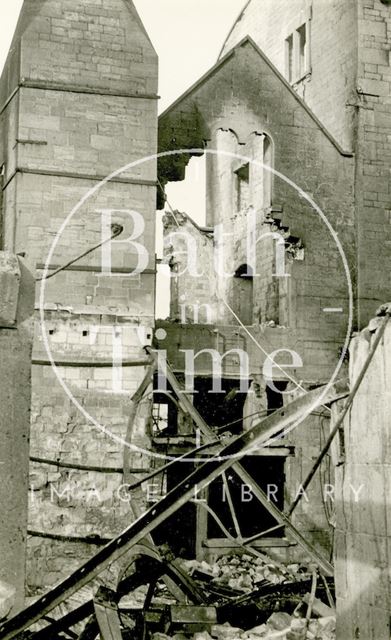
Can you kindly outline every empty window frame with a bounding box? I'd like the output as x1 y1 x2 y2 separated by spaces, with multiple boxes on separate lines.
285 34 294 83
152 402 169 435
285 22 310 84
297 23 308 80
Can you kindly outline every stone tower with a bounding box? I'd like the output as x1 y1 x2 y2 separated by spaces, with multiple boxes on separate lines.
0 0 158 589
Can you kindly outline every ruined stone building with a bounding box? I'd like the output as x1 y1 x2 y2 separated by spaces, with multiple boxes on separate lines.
0 0 390 631
156 0 391 562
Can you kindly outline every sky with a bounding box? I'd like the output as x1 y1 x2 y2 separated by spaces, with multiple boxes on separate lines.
0 0 246 110
0 0 246 317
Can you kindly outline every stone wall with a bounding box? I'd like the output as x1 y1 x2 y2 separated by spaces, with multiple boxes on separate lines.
157 319 343 557
159 36 356 557
334 307 391 639
355 0 391 327
160 38 355 356
218 0 391 328
219 0 357 151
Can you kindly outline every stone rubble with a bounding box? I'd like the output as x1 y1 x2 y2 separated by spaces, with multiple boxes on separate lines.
147 555 336 640
151 614 336 640
182 555 310 593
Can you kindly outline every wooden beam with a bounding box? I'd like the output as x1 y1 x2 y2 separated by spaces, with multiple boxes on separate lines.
93 588 123 640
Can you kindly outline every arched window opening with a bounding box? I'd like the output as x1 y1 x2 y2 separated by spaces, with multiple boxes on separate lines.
252 131 273 210
235 264 253 279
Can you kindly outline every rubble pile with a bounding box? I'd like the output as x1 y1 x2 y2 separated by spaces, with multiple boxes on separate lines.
182 555 308 593
147 555 336 640
151 613 336 640
23 552 335 639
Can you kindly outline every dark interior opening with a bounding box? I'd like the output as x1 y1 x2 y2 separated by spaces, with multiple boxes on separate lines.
153 375 250 556
153 459 196 558
193 376 249 435
152 374 179 436
266 379 288 414
207 457 285 539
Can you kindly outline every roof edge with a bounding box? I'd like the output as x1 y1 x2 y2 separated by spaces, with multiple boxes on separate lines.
124 0 158 57
160 36 353 158
245 37 353 157
216 0 252 62
159 46 236 120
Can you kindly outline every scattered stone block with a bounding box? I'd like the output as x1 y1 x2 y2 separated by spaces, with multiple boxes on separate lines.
267 612 293 631
211 623 244 640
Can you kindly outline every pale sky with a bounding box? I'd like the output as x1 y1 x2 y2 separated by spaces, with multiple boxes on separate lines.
0 0 246 110
0 0 246 317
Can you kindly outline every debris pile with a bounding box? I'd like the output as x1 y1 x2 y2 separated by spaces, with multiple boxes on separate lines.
182 555 309 593
143 555 336 640
151 613 336 640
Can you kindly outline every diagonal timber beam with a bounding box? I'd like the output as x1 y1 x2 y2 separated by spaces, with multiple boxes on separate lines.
0 376 347 639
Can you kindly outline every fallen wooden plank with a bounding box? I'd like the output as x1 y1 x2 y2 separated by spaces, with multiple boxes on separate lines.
231 464 334 575
302 593 335 617
93 588 123 640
